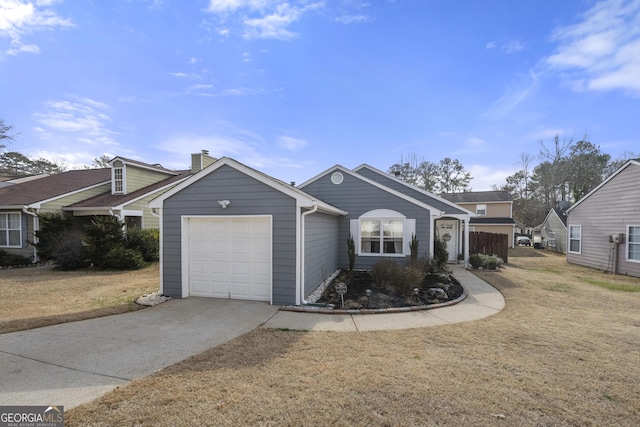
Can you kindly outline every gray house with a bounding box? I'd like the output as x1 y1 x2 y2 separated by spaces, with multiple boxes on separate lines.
566 159 640 277
149 158 473 305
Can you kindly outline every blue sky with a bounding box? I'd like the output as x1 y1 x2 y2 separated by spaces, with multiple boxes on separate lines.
1 0 638 190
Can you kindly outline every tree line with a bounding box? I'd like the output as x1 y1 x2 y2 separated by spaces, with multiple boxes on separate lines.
0 119 109 176
387 135 638 228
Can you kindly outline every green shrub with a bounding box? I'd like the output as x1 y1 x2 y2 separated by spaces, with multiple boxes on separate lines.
484 256 499 270
0 249 32 268
432 238 448 271
103 245 145 270
125 228 159 262
409 234 419 262
55 239 90 270
347 235 355 271
469 254 483 269
84 216 126 268
33 212 76 262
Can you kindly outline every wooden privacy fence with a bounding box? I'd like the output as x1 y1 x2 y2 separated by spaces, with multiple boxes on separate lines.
469 231 508 263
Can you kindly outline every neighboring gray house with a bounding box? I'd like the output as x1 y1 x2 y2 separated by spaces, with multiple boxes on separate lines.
566 159 640 277
149 158 473 306
537 204 569 254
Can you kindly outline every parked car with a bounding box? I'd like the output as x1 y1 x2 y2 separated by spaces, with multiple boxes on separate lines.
516 236 532 246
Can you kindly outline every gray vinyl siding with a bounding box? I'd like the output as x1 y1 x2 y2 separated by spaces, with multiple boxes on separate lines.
301 168 431 270
541 211 567 254
567 164 640 277
304 212 339 298
355 167 467 215
161 164 298 305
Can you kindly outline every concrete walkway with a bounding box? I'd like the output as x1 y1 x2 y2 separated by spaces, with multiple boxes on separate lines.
262 266 505 331
0 266 503 410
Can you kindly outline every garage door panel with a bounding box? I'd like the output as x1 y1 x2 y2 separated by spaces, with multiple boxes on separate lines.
187 216 272 302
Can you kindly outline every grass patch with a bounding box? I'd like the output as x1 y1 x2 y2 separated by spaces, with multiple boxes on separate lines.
543 283 572 292
578 276 640 292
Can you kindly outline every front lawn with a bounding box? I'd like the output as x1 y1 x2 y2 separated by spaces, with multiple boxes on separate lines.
0 263 159 334
66 251 640 426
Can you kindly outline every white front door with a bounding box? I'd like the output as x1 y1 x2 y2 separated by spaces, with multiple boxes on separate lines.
436 219 459 263
187 216 272 302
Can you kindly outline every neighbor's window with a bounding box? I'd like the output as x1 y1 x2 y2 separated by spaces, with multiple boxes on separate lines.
476 204 487 216
114 167 124 193
0 212 21 247
568 225 581 254
628 226 640 262
361 219 404 255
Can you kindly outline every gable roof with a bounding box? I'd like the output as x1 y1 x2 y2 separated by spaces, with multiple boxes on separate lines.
67 170 191 210
352 164 475 216
109 156 178 176
149 157 347 215
0 169 111 208
299 164 449 216
441 190 513 204
567 159 640 213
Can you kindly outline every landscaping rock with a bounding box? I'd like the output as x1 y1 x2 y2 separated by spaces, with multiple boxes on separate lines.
135 292 171 306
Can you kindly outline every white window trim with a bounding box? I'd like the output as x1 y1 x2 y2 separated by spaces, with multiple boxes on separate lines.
626 225 640 263
113 166 125 194
476 204 487 216
0 212 22 248
568 224 582 254
350 209 415 257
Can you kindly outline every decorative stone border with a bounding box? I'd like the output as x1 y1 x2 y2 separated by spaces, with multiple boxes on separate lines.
279 286 468 315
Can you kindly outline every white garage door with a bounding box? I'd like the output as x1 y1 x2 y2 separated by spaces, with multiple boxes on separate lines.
187 216 272 302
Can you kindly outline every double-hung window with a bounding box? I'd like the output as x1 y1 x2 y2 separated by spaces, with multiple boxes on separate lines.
628 226 640 262
113 166 124 193
568 225 581 254
351 209 415 257
476 204 487 216
361 219 404 254
0 212 21 248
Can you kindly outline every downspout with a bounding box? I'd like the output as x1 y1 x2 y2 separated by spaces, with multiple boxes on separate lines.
299 204 319 305
23 207 39 262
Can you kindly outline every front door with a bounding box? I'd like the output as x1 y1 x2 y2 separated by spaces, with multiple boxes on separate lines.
436 219 459 263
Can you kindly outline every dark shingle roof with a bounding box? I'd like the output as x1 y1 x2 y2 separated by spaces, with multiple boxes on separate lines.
0 169 111 206
441 191 513 203
68 170 191 208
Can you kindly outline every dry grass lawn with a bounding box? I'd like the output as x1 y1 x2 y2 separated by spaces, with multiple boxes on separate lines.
0 263 159 334
65 250 640 426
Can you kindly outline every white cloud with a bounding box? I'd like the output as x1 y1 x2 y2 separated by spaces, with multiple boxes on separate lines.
335 14 368 24
485 41 496 49
546 0 640 95
0 0 72 56
276 135 307 151
34 97 119 146
502 39 524 53
468 164 518 191
483 70 540 119
205 0 325 40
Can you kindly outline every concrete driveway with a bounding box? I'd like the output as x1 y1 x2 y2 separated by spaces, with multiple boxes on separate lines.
0 299 279 409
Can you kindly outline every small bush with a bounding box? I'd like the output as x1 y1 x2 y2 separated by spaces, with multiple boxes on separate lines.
33 212 76 262
55 239 90 270
347 235 355 271
373 258 425 296
432 238 448 270
469 253 503 270
469 254 483 269
103 245 145 270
